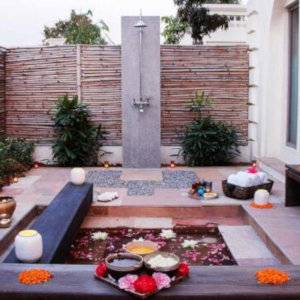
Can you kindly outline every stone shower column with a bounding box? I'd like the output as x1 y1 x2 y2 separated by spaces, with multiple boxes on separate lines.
121 16 161 168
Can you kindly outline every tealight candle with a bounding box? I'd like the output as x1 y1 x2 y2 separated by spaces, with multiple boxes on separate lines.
170 161 175 168
12 177 18 183
34 162 39 169
15 230 43 263
70 168 85 185
104 161 110 169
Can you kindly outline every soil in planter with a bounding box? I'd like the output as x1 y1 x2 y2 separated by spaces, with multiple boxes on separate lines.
65 224 236 266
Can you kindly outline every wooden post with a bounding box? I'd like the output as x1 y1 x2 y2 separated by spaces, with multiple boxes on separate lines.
76 44 82 103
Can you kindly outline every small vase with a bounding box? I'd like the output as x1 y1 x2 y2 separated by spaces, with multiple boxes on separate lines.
0 196 16 218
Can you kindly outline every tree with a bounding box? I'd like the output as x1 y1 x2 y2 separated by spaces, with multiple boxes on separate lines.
162 0 239 44
44 10 109 45
162 16 189 44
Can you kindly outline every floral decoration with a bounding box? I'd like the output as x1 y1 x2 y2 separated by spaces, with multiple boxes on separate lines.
133 274 157 294
160 229 176 240
152 272 171 290
177 262 190 277
18 269 53 285
181 239 199 249
95 263 107 278
91 231 108 241
118 274 138 292
256 268 289 285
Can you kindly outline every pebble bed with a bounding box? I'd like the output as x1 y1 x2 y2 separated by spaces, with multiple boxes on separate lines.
86 170 198 196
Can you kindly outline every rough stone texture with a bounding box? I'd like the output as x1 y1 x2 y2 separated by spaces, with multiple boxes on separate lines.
87 169 198 195
122 16 161 168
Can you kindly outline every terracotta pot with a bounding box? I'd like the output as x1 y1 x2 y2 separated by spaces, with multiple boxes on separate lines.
0 197 16 218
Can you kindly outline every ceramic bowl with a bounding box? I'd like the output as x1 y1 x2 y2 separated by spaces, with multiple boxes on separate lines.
144 251 180 273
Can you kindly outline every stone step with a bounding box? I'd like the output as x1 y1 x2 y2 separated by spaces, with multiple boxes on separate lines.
219 225 279 266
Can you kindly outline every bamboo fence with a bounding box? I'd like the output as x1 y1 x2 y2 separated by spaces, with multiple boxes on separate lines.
3 45 248 146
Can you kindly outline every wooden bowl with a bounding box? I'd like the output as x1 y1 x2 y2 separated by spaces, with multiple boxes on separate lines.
125 240 159 256
144 251 180 273
105 253 143 276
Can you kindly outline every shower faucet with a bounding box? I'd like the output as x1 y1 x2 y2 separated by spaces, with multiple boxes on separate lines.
132 97 150 113
132 11 150 113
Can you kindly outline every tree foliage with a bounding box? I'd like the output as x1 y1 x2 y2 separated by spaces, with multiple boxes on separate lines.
162 16 189 44
44 10 109 45
162 0 239 44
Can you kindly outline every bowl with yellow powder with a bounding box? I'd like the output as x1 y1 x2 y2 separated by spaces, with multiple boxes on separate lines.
125 240 159 256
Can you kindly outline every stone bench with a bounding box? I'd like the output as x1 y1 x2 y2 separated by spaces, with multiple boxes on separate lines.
4 182 93 264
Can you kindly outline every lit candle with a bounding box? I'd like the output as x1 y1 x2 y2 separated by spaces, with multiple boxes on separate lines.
70 168 86 185
170 161 175 168
34 162 39 169
13 177 18 183
104 161 110 169
15 230 43 263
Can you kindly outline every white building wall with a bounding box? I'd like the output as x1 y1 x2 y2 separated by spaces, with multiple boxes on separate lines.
179 4 247 45
248 0 300 164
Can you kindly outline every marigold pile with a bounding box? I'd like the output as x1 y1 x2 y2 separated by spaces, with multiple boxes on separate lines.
18 269 53 285
250 202 274 209
256 268 289 285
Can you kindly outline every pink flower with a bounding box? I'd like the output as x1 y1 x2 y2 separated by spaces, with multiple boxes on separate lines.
118 275 138 292
152 272 171 290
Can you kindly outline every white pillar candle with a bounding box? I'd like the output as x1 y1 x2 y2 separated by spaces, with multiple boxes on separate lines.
70 168 85 185
15 230 43 263
254 189 270 206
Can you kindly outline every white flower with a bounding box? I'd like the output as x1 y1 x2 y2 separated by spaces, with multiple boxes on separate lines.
91 231 108 241
133 237 145 242
181 239 199 249
160 229 176 240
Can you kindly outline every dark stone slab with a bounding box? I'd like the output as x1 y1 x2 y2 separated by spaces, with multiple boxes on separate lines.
4 182 93 264
286 165 300 207
1 264 300 299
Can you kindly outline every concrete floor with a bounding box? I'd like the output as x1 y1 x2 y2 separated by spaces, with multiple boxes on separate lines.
1 166 299 266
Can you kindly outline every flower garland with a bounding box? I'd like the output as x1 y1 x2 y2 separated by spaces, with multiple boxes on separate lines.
256 268 289 285
250 202 274 209
18 269 53 285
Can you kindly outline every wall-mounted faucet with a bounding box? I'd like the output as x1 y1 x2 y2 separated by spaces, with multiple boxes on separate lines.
132 11 150 113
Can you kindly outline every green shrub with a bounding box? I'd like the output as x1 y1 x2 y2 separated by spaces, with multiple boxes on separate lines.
52 95 105 166
0 137 34 189
180 117 240 166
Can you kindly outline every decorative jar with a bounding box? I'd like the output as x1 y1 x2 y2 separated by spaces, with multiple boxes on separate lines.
70 168 86 185
15 230 43 263
0 196 16 218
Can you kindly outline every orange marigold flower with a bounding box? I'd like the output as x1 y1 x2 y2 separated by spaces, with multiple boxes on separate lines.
256 268 289 285
18 269 53 285
250 202 274 209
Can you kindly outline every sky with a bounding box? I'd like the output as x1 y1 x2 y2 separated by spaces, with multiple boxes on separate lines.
0 0 247 47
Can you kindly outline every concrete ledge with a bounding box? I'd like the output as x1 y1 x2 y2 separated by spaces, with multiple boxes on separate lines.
1 264 300 299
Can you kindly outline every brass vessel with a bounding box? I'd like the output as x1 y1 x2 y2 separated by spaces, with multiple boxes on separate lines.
0 196 16 218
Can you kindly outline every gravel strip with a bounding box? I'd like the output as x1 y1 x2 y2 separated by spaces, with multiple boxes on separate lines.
86 170 198 195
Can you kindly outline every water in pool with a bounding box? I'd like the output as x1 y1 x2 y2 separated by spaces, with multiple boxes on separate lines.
65 224 236 266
